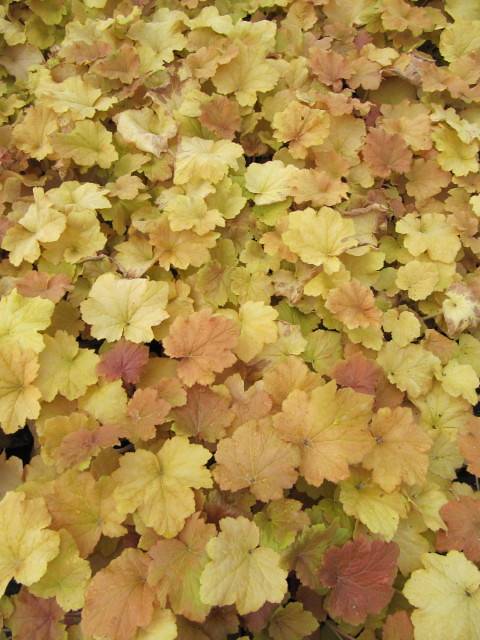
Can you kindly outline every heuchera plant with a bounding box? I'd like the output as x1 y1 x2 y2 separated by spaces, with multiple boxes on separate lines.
0 0 480 639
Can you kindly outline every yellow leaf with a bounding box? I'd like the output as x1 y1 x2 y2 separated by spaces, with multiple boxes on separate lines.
282 207 357 272
404 551 480 640
438 359 479 404
2 188 66 266
395 260 440 300
199 516 288 615
37 72 109 119
0 345 41 434
236 301 278 362
80 272 169 342
396 212 461 264
12 104 57 160
29 528 91 610
213 43 279 106
432 124 479 176
113 437 212 537
0 288 54 353
165 194 224 235
78 380 128 424
339 470 409 541
115 106 177 157
268 602 319 640
245 160 296 205
36 330 99 401
137 609 177 640
377 342 441 399
273 101 330 159
42 209 107 265
52 120 118 168
0 492 59 594
382 309 421 347
174 137 243 185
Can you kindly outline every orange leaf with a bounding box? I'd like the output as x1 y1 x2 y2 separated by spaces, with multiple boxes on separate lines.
436 497 480 562
213 420 300 501
325 280 382 330
147 512 216 622
16 271 72 303
163 309 239 386
383 610 414 640
82 548 155 640
273 382 374 486
362 407 432 492
56 422 122 469
199 96 241 140
122 387 171 442
458 418 480 477
362 128 412 178
172 384 234 442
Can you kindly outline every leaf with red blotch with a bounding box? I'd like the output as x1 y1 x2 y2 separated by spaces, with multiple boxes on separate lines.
332 354 382 395
172 384 235 442
319 536 399 625
8 590 65 640
97 340 150 384
362 128 412 178
163 309 239 386
120 387 171 442
458 418 480 476
81 548 155 640
383 610 414 640
16 271 72 303
436 497 480 562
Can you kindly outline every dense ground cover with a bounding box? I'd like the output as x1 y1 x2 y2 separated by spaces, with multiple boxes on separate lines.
0 0 480 638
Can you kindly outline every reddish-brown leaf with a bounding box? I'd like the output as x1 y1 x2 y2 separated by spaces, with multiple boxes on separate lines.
319 536 399 624
242 602 277 633
97 340 150 384
9 591 65 640
332 353 382 395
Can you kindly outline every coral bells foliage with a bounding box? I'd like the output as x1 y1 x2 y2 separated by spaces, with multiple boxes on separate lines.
3 2 480 640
